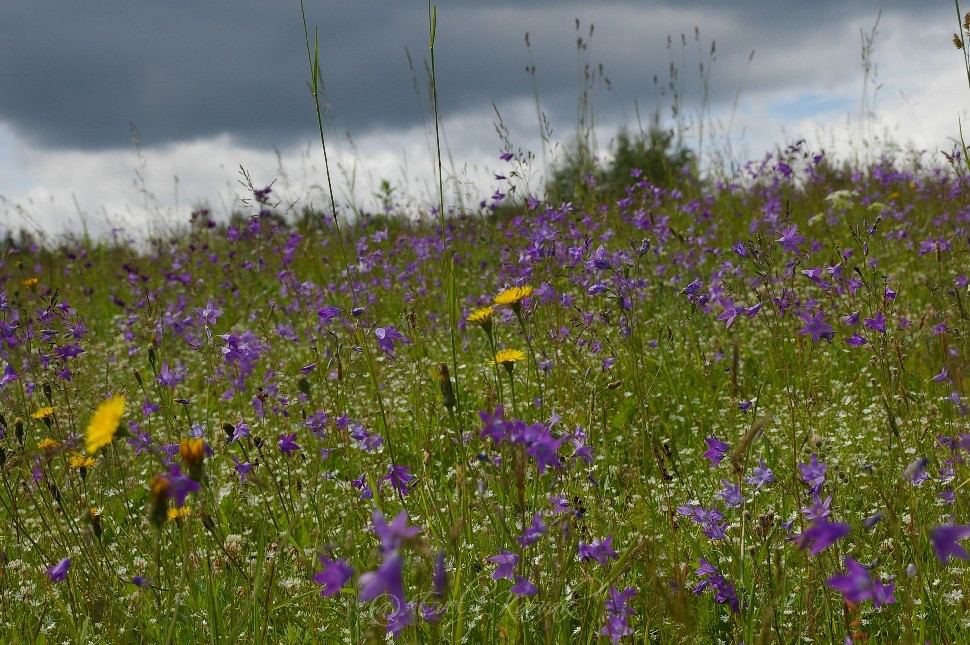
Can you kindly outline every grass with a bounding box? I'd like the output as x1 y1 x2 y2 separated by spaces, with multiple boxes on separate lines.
1 6 970 645
0 146 967 643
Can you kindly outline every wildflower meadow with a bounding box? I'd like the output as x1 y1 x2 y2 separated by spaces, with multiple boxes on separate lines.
2 4 970 645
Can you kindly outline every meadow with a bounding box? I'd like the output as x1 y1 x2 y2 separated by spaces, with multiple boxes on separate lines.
2 6 970 645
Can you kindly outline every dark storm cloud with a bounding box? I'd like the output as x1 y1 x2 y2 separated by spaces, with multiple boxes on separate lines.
0 1 946 150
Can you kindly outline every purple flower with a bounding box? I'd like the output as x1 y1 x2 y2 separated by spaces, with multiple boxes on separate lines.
0 363 17 387
382 464 416 497
845 334 868 347
843 311 861 326
799 310 834 344
132 575 148 587
703 436 730 466
420 602 445 624
863 512 884 529
195 300 222 327
372 511 421 553
232 456 252 483
799 454 827 493
903 457 929 485
156 362 185 387
863 312 886 334
278 433 301 454
432 551 448 597
317 305 340 322
489 551 519 581
305 411 329 437
518 513 547 547
46 557 71 583
600 586 637 643
314 557 354 597
777 224 806 253
587 245 612 271
548 494 570 514
349 423 383 452
351 474 373 500
374 326 410 356
578 536 618 565
231 422 250 442
167 465 200 507
479 406 507 443
692 559 739 613
746 458 775 488
359 552 413 636
801 493 833 522
524 427 564 474
794 520 850 556
718 480 744 508
717 299 741 328
931 366 950 383
826 557 895 607
677 504 728 541
930 524 970 562
681 279 703 299
510 576 537 597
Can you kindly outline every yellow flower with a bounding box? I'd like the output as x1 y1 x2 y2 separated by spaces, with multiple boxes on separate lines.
68 453 96 470
31 406 55 420
85 395 126 455
494 286 533 306
179 437 206 466
21 277 39 289
167 506 192 522
37 437 60 451
150 474 171 502
494 349 526 366
467 306 495 325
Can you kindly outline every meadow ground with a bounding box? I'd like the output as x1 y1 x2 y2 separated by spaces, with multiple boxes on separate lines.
0 141 967 644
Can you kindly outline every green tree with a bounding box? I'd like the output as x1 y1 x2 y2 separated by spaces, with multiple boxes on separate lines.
546 126 696 205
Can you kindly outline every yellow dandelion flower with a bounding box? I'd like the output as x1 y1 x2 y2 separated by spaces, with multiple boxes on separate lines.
179 437 205 466
494 286 533 306
467 306 495 325
21 277 39 289
167 506 192 522
494 349 526 366
68 453 96 470
85 394 126 455
31 406 55 420
149 474 171 502
37 437 60 451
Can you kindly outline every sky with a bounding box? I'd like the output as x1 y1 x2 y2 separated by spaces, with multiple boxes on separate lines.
0 0 968 237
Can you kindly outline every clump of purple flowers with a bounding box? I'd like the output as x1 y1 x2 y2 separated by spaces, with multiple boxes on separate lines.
478 407 564 474
677 504 728 541
693 559 739 613
357 511 422 636
600 586 637 643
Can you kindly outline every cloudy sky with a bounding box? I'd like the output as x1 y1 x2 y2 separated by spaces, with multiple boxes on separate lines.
0 0 967 236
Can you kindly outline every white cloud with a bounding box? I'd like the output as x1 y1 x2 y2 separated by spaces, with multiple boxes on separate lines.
1 7 968 239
